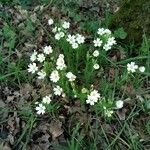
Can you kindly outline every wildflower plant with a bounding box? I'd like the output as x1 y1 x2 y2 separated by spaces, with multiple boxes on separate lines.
27 18 146 117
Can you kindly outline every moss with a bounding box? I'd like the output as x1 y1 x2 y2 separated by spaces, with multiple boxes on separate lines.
109 0 150 43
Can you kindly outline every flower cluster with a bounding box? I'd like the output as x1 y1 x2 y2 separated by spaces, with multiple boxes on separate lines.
97 28 111 35
67 34 85 49
91 28 117 70
127 62 145 73
56 54 66 70
35 85 65 115
35 95 52 115
103 37 116 51
27 18 146 118
55 31 65 40
52 21 70 40
93 28 116 51
66 72 76 82
50 20 70 40
28 45 54 75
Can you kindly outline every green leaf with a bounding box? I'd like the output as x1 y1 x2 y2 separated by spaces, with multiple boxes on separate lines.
114 27 127 39
139 34 150 54
145 100 150 109
26 19 34 32
3 23 16 49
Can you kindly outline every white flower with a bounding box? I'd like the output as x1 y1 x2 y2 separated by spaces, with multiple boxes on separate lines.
42 95 51 104
105 110 113 117
139 66 145 73
43 45 53 54
127 62 138 73
107 37 116 45
55 32 64 40
93 64 99 70
62 93 66 97
48 18 54 25
58 28 61 31
35 103 46 115
62 21 70 29
104 29 111 35
59 32 65 38
103 37 116 51
30 50 37 62
116 100 124 109
76 34 85 44
97 28 111 35
86 99 95 105
89 90 100 101
53 85 63 96
55 33 61 40
86 90 100 105
66 72 76 82
103 43 111 51
50 70 60 83
93 38 102 47
67 34 76 44
52 27 57 33
72 42 79 49
93 50 99 57
59 54 64 58
37 53 45 63
97 28 105 35
81 88 88 93
56 54 66 70
37 70 46 79
28 63 38 74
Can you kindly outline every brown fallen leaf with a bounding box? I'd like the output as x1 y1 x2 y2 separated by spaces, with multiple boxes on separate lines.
37 133 51 150
49 120 63 140
30 144 42 150
108 67 115 81
0 143 11 150
121 83 135 95
7 134 15 145
20 83 33 100
116 108 127 120
6 96 15 103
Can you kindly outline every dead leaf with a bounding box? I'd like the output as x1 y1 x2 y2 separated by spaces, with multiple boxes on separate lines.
49 120 63 140
116 108 127 120
31 144 42 150
108 67 115 81
39 84 52 97
121 83 135 95
7 134 15 145
0 100 5 108
0 143 11 150
20 84 33 100
6 96 15 103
